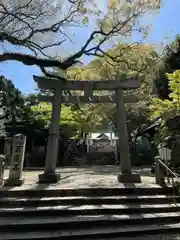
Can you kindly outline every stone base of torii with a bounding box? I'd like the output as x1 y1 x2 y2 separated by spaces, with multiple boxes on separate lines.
34 76 141 183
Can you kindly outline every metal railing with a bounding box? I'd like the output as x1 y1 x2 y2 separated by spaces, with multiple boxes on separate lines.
155 157 180 184
155 145 172 184
155 157 180 201
62 140 83 166
62 143 73 166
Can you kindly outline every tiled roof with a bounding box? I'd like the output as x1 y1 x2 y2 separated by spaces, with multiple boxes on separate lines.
90 132 117 140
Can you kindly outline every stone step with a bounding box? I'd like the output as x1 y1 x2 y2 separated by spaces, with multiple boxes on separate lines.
0 212 180 232
0 195 179 207
0 203 180 217
85 235 180 240
1 222 180 239
0 186 173 198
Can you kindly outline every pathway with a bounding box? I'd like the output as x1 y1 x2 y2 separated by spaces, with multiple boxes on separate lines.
2 166 156 190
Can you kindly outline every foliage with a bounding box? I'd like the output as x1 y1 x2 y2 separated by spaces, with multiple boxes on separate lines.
154 35 180 99
82 43 158 96
109 101 149 138
30 102 52 128
0 76 44 135
64 43 156 133
150 70 180 121
30 102 103 137
149 70 180 144
0 75 25 132
67 44 158 83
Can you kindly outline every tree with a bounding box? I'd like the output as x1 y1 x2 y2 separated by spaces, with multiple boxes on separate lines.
0 0 161 78
0 75 39 135
0 76 24 132
149 70 180 144
154 35 180 99
77 43 159 96
65 43 157 134
30 101 103 137
30 102 52 127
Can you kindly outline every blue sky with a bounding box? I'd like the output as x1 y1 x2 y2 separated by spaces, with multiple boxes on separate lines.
0 0 180 94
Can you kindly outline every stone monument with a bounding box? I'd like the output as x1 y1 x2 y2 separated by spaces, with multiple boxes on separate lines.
4 137 13 164
0 154 5 186
5 134 26 186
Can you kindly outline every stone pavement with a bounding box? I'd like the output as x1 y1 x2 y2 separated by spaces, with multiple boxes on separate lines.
3 166 156 190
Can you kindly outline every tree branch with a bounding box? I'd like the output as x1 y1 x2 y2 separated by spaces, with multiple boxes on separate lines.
0 52 67 68
0 0 160 73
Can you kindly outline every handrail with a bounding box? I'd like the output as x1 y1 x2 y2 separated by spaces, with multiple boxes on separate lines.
62 140 82 166
158 158 180 183
156 157 180 204
62 144 72 165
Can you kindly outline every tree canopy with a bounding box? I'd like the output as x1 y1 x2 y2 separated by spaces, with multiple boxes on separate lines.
154 35 180 99
0 40 160 137
30 102 103 137
64 42 158 135
0 76 25 121
0 0 161 77
149 70 180 143
0 76 45 136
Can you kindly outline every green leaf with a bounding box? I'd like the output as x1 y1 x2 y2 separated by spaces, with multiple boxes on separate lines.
82 16 89 25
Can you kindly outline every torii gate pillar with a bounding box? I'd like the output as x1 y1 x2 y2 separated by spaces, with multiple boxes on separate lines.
38 85 62 183
115 89 141 183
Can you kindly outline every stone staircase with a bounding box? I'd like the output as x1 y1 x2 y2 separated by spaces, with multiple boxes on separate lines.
0 185 180 239
87 151 116 165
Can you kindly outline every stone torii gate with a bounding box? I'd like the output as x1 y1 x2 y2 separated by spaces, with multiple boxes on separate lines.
33 76 141 183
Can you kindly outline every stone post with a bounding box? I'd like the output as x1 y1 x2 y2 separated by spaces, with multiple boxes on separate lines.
90 132 93 145
115 89 141 183
86 134 90 153
5 134 26 186
109 124 113 146
155 156 165 186
0 155 5 186
38 85 62 183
